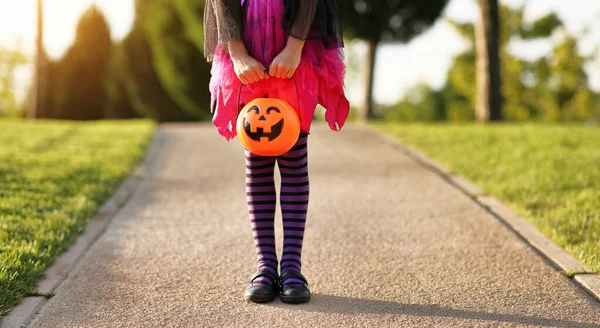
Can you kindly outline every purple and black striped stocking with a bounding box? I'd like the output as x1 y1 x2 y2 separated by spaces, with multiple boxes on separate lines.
277 132 309 286
245 151 278 285
245 132 309 286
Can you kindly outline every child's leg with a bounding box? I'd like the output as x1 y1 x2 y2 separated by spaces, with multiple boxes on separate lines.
245 150 278 285
277 132 310 285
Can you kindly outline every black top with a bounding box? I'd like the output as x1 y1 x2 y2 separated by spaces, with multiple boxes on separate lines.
203 0 343 61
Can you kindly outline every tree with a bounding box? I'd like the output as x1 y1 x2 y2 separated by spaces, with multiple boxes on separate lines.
0 46 27 116
48 6 112 120
337 0 449 120
385 5 600 123
28 0 46 119
114 3 194 122
439 6 559 122
382 83 446 122
138 0 212 121
104 42 141 120
475 0 502 122
37 1 202 121
528 35 598 122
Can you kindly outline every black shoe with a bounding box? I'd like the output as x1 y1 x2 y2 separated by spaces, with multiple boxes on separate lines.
244 270 280 303
280 271 311 304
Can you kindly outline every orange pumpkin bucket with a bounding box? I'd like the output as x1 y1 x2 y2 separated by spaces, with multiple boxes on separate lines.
235 79 301 157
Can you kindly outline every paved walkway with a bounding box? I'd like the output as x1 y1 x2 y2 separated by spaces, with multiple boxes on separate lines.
28 124 600 327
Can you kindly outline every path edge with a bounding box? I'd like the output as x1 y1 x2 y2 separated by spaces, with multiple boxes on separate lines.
1 128 164 328
367 125 600 303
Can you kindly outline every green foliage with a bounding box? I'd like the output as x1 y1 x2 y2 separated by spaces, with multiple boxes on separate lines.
382 83 446 121
45 6 112 120
104 43 140 119
171 0 206 52
140 0 212 120
522 13 561 39
37 2 210 121
0 47 27 117
338 0 449 43
376 122 600 273
0 119 155 318
108 3 193 121
384 5 600 123
337 0 449 117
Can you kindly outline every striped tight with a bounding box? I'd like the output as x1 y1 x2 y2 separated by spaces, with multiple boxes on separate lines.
245 132 309 286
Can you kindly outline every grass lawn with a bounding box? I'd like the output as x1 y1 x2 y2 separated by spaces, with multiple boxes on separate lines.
374 122 600 273
0 119 155 317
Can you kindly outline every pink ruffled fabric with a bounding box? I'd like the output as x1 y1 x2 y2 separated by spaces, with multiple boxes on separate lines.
209 0 350 140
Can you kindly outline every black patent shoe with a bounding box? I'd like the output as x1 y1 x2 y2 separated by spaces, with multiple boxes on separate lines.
244 270 280 303
280 271 311 304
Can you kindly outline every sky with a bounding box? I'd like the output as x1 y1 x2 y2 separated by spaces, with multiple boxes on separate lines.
0 0 135 103
0 0 134 57
363 0 600 104
1 0 600 106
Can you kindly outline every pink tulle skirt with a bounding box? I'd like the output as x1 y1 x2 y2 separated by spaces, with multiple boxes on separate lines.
209 0 350 140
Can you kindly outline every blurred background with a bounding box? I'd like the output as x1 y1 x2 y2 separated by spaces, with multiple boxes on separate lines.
1 0 599 123
2 1 600 318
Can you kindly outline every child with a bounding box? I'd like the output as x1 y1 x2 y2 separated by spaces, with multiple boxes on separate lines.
203 0 349 304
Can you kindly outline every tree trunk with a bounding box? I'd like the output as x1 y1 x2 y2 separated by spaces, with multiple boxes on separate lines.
360 39 377 121
28 0 45 119
475 0 502 122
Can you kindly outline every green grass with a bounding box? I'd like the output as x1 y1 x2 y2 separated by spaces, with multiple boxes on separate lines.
0 119 155 317
374 122 600 273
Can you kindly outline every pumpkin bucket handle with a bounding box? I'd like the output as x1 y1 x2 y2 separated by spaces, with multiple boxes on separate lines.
236 74 302 122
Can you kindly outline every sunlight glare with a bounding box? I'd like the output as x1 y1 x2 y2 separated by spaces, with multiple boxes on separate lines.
0 0 134 59
0 0 36 51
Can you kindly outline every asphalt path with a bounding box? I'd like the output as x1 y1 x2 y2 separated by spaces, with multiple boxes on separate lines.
29 123 600 327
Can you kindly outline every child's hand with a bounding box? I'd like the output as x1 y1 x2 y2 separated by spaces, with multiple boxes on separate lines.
231 54 269 84
269 37 305 79
228 40 268 85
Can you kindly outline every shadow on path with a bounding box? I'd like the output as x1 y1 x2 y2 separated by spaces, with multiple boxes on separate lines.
269 294 600 328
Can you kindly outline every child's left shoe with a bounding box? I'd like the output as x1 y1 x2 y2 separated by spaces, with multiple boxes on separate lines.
244 270 280 303
279 271 311 304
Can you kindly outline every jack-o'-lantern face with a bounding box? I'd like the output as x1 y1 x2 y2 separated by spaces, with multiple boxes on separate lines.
243 105 284 142
236 98 301 157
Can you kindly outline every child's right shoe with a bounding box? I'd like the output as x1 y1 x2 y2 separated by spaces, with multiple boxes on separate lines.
279 270 311 304
244 270 280 303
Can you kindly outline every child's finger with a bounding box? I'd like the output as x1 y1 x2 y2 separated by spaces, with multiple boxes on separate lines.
276 66 285 78
243 75 252 84
247 70 257 83
244 69 256 83
286 69 295 79
246 70 257 83
269 63 278 77
255 66 265 80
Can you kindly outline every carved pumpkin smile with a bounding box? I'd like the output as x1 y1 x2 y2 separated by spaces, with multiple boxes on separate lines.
242 105 285 142
244 117 284 142
236 99 301 157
